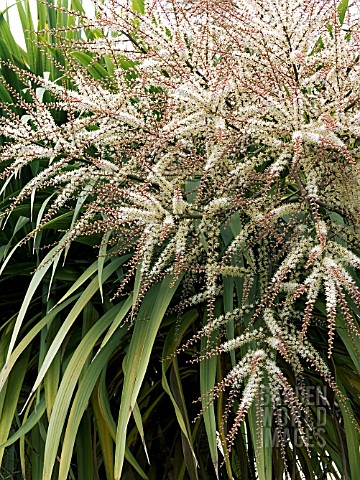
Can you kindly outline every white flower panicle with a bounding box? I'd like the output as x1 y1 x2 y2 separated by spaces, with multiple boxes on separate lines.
0 0 359 454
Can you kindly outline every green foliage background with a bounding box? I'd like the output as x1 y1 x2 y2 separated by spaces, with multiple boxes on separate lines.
0 1 359 479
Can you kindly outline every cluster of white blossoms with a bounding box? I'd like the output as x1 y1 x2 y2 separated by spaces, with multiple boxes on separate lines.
1 0 360 451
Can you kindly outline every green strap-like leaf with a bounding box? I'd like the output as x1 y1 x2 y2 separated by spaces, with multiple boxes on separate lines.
91 382 114 480
42 297 132 480
132 0 145 14
4 234 72 364
29 259 128 408
200 306 220 479
114 274 181 479
72 52 109 79
0 295 80 392
338 0 349 25
57 318 148 480
161 310 199 476
0 349 31 465
0 397 46 448
95 370 150 479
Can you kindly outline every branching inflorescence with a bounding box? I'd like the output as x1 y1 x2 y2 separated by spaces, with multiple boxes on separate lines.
1 0 360 456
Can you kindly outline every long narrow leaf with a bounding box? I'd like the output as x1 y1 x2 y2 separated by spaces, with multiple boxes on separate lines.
114 274 181 479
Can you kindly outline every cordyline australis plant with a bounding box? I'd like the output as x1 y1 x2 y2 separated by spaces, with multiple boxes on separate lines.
0 0 360 478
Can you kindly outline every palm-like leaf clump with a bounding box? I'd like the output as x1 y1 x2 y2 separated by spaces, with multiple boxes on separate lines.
0 0 360 478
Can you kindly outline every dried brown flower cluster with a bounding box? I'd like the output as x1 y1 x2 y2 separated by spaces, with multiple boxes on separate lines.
1 0 360 457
